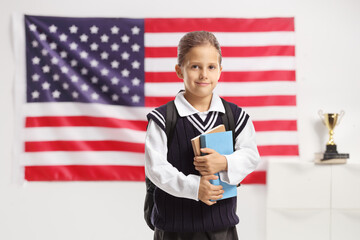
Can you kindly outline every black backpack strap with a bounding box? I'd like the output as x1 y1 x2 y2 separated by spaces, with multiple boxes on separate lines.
220 98 236 149
165 100 178 148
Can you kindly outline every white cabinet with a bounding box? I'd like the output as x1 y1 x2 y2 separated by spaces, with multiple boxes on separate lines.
267 160 360 240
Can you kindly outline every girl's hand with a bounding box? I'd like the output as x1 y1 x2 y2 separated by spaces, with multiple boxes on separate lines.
198 175 224 205
194 148 228 175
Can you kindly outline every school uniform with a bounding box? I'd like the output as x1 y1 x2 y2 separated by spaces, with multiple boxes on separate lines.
145 92 260 239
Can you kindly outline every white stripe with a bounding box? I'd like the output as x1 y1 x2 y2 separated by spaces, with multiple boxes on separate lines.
145 32 295 47
22 152 145 166
145 82 297 97
189 115 206 132
256 131 299 145
244 106 298 121
24 102 152 120
256 156 300 171
235 111 246 133
151 110 165 128
187 116 204 133
207 112 218 131
24 127 146 142
145 57 295 72
153 109 165 123
203 112 216 130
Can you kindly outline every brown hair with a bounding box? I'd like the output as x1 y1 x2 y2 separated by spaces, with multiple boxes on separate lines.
177 31 222 66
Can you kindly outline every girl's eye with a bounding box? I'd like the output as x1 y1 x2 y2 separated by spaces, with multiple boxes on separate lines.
209 65 216 70
191 65 199 69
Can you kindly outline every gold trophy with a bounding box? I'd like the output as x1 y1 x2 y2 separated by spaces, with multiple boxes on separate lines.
318 110 349 161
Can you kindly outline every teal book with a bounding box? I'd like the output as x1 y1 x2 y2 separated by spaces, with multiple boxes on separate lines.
200 131 237 200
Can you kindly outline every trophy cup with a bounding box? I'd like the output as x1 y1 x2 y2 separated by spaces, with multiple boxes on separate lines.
318 110 349 161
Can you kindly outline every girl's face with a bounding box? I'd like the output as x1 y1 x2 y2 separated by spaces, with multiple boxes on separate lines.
175 44 222 100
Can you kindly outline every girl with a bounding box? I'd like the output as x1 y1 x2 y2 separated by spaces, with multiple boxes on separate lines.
145 31 260 240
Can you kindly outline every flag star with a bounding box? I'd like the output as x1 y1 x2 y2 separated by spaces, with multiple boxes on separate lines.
80 34 89 42
131 60 141 69
111 60 119 68
100 51 109 60
91 76 98 84
111 43 119 51
69 25 78 34
101 68 109 76
121 34 130 43
121 69 130 77
90 25 99 34
81 68 88 75
32 73 40 81
80 51 88 59
90 59 99 67
111 26 120 34
100 34 109 43
131 26 140 35
42 65 50 73
52 90 61 98
51 57 59 65
101 85 109 92
90 42 99 51
49 42 57 50
61 66 69 73
132 77 141 86
72 91 79 99
39 33 47 41
70 59 78 67
49 24 57 33
31 90 40 99
121 85 130 94
91 92 99 100
131 43 140 52
81 84 89 91
132 94 141 103
121 51 130 60
71 75 79 82
42 81 51 90
63 83 69 89
29 24 37 32
60 51 68 58
32 56 40 65
41 49 48 56
32 40 39 48
112 94 119 101
111 77 119 85
70 42 78 50
53 74 60 81
59 33 68 42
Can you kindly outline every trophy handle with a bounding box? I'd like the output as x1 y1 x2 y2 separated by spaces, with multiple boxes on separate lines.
318 110 325 124
337 110 345 125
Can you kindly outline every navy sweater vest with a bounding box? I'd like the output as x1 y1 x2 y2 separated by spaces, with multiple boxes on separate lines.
147 101 249 232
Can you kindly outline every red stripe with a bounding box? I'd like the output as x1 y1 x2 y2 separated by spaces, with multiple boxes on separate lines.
145 71 296 83
145 96 296 108
145 18 294 32
253 120 297 131
145 46 295 58
25 165 145 181
25 141 145 153
258 145 299 156
25 116 147 130
241 171 266 184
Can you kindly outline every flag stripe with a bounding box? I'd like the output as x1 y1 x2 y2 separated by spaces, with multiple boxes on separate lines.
145 71 296 83
25 165 145 181
25 141 145 153
145 18 295 32
25 116 147 130
258 145 299 156
241 171 266 184
145 46 295 58
253 120 297 131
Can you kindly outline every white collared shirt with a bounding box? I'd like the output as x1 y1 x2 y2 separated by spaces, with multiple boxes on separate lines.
145 92 260 201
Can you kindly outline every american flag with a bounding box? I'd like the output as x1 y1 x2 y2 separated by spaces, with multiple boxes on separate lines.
14 15 298 182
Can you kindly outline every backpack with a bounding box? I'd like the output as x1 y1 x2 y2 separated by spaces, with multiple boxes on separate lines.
144 98 237 230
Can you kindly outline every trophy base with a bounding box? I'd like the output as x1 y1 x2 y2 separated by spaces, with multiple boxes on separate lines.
322 144 349 161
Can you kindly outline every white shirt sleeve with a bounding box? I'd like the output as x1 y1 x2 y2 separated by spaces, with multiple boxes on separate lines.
219 119 261 185
144 119 201 201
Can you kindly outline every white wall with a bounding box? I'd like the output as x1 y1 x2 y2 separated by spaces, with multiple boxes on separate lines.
1 0 359 239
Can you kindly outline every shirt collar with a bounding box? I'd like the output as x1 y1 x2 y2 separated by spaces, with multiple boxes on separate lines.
174 91 225 117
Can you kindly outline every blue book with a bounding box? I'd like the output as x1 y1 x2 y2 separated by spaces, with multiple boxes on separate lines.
200 131 237 200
